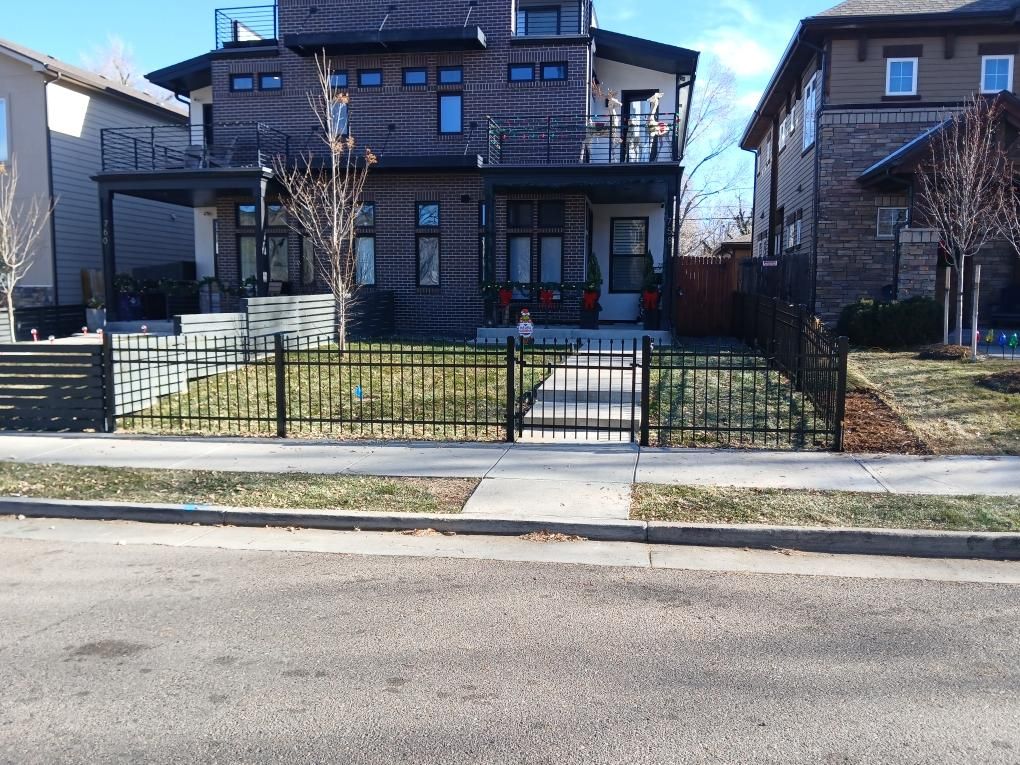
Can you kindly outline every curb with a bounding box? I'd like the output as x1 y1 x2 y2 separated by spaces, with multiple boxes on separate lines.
3 497 1018 561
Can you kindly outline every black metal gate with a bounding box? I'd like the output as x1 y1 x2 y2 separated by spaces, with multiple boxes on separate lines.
514 338 640 442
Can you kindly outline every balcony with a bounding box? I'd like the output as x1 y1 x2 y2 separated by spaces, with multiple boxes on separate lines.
100 123 291 173
514 0 593 38
215 5 278 49
486 114 682 166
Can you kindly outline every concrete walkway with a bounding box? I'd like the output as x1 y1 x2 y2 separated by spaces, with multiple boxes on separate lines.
2 434 1017 522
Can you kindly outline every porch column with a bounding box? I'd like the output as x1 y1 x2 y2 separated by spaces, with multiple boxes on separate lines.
483 179 497 325
254 177 269 297
661 178 678 331
99 186 118 321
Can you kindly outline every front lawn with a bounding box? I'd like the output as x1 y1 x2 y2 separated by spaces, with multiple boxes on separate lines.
849 351 1020 455
633 484 1020 533
0 463 475 514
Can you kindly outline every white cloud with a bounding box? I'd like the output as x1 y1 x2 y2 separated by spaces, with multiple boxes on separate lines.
696 28 782 77
737 89 764 110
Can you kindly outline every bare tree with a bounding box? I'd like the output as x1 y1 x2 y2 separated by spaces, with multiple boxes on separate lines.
675 60 743 257
916 95 1013 345
273 53 375 346
0 159 55 342
81 35 141 88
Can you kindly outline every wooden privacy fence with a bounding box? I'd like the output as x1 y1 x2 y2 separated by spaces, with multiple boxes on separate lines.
0 343 109 432
672 255 739 336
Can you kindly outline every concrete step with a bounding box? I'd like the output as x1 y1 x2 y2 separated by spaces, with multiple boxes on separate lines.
522 401 640 430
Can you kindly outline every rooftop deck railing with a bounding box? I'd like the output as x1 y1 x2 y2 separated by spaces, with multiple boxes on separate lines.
486 114 682 166
514 0 593 37
215 4 278 49
100 122 291 173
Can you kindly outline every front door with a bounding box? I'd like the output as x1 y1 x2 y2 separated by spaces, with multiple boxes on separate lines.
621 90 658 163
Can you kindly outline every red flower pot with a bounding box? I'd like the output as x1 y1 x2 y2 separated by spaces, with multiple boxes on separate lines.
539 289 555 307
642 290 660 311
582 291 600 311
498 288 513 308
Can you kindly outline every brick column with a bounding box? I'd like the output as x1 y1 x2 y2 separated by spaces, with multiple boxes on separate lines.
897 228 940 300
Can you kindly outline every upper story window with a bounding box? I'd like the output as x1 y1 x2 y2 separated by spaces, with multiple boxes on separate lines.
886 58 918 96
0 99 8 163
259 73 282 90
330 72 348 89
802 72 819 150
438 93 462 134
541 63 567 81
877 207 909 239
509 64 534 82
778 111 788 152
417 202 440 228
438 66 463 85
355 202 376 228
517 6 561 36
403 68 427 87
538 200 565 228
331 99 350 136
508 201 533 228
358 69 382 87
982 55 1014 93
230 74 254 92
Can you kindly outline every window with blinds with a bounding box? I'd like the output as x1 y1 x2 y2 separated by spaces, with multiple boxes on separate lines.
610 218 648 292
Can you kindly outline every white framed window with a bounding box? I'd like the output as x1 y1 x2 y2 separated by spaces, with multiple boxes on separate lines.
982 55 1014 94
787 102 797 137
778 112 788 151
886 58 918 96
0 98 8 163
802 73 819 150
877 207 909 239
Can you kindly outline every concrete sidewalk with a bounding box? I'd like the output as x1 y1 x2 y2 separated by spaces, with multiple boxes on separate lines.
1 433 1017 504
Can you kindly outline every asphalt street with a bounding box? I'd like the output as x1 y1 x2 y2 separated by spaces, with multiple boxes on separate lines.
1 537 1018 764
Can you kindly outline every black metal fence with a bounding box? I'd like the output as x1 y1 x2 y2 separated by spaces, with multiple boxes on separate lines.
1 297 849 449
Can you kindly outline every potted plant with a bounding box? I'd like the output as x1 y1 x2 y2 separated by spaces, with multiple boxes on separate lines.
113 273 142 321
85 298 106 333
640 252 662 331
580 253 603 330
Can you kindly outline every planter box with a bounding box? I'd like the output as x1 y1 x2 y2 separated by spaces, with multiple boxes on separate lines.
85 308 106 333
643 308 661 331
579 309 600 329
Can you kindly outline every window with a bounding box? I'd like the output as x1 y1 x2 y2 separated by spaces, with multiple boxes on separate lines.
877 207 909 239
610 218 648 292
761 131 772 169
355 202 375 228
982 55 1014 93
507 201 533 228
417 202 440 228
237 203 257 227
438 93 463 134
539 236 563 285
356 236 376 285
886 58 918 96
259 73 282 90
417 236 440 286
509 64 534 82
230 74 254 92
796 210 803 246
302 237 316 286
438 66 463 85
358 69 382 87
803 73 819 150
508 235 531 297
0 99 7 163
239 235 288 283
517 6 560 36
778 112 788 151
331 100 350 136
267 204 286 227
541 63 567 81
403 68 427 86
330 72 349 89
538 200 565 228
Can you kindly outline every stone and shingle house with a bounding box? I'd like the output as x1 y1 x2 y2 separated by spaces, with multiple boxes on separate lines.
97 0 699 337
741 0 1020 324
0 38 194 310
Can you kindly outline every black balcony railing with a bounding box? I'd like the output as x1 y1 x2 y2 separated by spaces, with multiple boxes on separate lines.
486 114 681 166
514 0 593 36
100 122 291 173
215 4 278 49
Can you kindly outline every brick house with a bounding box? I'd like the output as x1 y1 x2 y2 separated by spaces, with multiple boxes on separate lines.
741 0 1020 325
96 1 698 337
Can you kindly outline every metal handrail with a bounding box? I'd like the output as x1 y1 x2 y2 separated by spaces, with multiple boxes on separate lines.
214 4 278 49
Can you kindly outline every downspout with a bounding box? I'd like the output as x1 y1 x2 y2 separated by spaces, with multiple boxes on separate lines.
808 39 828 315
43 71 63 305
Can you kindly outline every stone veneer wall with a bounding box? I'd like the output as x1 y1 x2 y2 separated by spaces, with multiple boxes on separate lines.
897 228 940 300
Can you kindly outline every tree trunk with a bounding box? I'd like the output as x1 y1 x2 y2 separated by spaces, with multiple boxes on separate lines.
4 293 15 343
942 268 951 346
955 273 965 349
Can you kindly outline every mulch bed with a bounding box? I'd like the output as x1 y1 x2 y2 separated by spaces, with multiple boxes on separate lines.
917 344 971 361
977 370 1020 395
842 390 930 454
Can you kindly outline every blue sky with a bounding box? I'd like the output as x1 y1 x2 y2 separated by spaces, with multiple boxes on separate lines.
7 0 826 115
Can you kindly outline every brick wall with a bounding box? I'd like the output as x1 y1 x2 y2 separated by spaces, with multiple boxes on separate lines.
897 228 939 300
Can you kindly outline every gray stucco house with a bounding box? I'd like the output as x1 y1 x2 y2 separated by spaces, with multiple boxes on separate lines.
0 38 194 308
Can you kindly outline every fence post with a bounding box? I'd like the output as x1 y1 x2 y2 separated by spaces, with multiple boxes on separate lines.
505 336 516 443
833 336 849 452
640 336 652 447
101 330 116 433
794 304 806 391
274 332 287 438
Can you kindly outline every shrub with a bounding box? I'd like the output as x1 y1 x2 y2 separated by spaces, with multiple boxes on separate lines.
836 298 942 348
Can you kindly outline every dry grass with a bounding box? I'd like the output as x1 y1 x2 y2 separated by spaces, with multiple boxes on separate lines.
0 462 474 514
632 484 1020 532
849 351 1020 455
